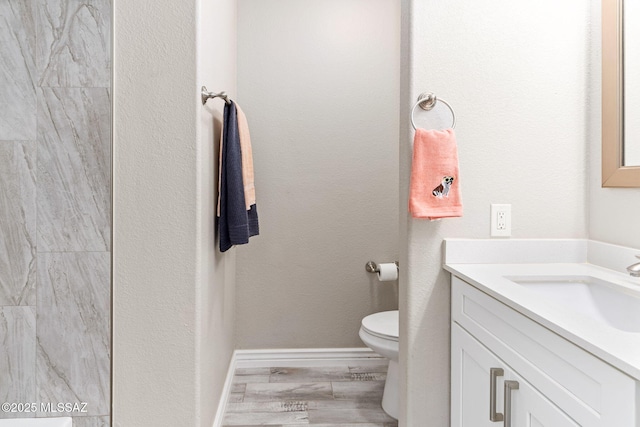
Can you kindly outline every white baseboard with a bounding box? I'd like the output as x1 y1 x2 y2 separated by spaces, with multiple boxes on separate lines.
211 347 384 427
211 352 239 427
234 347 381 367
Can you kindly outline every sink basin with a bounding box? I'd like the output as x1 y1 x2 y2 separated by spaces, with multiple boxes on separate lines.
506 275 640 333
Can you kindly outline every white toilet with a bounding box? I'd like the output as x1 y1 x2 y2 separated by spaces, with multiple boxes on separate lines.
359 310 399 419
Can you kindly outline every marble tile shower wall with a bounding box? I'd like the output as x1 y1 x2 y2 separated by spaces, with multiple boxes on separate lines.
0 1 111 426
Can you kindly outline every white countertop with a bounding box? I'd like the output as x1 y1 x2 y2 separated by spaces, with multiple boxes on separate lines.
444 262 640 381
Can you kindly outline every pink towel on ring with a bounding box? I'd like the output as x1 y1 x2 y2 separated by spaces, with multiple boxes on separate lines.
409 128 463 220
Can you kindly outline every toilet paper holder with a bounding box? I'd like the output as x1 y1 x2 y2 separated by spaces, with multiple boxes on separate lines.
365 261 399 273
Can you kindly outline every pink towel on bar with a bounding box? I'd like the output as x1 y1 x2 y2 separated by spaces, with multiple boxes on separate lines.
217 103 256 216
409 128 463 220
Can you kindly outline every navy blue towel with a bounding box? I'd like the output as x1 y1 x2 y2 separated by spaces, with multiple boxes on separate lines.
219 101 259 252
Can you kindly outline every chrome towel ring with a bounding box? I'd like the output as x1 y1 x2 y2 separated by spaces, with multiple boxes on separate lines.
410 92 456 130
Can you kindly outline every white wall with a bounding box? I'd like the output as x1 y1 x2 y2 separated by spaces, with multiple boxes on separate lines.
400 1 590 425
197 0 237 426
113 0 236 425
589 0 640 249
236 0 400 349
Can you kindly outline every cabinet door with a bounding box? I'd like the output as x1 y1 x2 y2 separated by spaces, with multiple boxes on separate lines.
509 371 579 427
452 323 507 426
452 324 579 427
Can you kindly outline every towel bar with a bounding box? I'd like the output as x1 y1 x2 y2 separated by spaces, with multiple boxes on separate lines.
410 92 456 130
201 86 231 105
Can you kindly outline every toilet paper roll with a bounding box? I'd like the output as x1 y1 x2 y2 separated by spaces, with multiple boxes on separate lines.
377 263 398 282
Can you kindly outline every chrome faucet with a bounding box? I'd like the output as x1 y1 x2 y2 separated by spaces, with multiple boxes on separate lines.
627 255 640 277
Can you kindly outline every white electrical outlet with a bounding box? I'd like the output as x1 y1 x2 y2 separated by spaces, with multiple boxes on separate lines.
491 204 511 237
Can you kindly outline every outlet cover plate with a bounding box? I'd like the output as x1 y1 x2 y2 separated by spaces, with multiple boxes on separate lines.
491 204 511 237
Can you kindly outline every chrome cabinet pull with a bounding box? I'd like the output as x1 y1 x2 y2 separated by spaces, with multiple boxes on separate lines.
504 380 519 427
489 368 504 422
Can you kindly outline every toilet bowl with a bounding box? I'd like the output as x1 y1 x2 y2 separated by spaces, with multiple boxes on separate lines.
359 310 399 419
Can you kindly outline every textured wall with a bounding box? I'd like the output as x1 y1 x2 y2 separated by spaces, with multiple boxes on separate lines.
113 0 237 426
400 1 590 425
0 0 111 425
236 0 400 349
197 0 238 426
113 0 198 425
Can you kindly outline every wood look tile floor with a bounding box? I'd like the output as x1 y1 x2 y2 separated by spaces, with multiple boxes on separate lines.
222 360 398 426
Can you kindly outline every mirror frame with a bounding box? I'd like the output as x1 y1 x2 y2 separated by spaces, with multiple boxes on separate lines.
602 0 640 187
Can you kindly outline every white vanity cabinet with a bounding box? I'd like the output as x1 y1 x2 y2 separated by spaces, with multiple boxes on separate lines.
450 276 638 427
453 324 579 426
